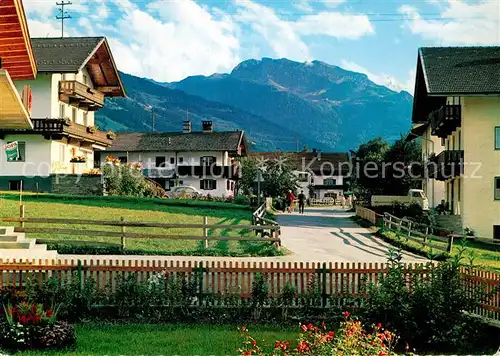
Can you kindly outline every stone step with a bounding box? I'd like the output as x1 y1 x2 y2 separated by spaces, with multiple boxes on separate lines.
0 249 59 261
0 242 32 249
0 227 15 235
0 235 21 242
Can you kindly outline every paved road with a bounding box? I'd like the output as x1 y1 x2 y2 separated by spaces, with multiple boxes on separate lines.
276 206 426 262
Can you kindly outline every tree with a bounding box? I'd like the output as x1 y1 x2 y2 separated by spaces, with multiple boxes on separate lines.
352 136 422 200
238 157 259 195
352 137 389 200
261 154 298 198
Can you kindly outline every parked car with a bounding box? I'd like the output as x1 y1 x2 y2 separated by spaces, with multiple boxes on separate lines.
166 186 202 199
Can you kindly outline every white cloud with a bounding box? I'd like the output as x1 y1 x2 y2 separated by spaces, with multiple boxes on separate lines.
234 0 373 61
321 0 346 8
293 0 314 13
104 0 241 82
341 60 415 94
399 1 500 45
234 0 310 60
295 12 374 39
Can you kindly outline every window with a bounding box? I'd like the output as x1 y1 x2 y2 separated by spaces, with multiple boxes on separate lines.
6 141 25 162
495 127 500 149
83 112 88 126
494 225 500 240
118 156 128 163
156 156 166 167
8 180 22 191
59 104 65 118
72 108 77 122
298 173 308 182
178 157 184 164
178 180 184 185
201 156 216 166
200 179 216 190
170 157 175 164
441 137 446 147
495 177 500 200
324 178 337 186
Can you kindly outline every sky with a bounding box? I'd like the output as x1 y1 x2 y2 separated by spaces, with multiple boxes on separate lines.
23 0 500 93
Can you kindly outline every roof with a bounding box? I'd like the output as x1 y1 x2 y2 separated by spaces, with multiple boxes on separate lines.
249 152 350 173
31 37 125 97
0 0 37 80
108 131 246 152
405 123 428 142
31 37 104 72
419 47 500 94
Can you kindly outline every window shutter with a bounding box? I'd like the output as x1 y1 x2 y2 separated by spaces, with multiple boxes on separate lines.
213 180 217 190
200 180 204 190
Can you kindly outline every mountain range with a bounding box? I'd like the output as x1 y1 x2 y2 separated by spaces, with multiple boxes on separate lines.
96 58 413 152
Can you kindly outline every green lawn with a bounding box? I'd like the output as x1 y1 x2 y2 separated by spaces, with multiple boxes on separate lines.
0 192 281 257
351 217 500 272
18 323 298 356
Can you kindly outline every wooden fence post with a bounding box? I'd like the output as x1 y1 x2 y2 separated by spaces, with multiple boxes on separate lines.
203 216 208 248
19 204 25 229
447 234 454 254
120 216 126 252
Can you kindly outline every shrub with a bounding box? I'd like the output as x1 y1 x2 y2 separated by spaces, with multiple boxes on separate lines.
238 313 399 355
233 195 250 206
362 247 492 354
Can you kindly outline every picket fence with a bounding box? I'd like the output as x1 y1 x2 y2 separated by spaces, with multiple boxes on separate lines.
0 258 498 320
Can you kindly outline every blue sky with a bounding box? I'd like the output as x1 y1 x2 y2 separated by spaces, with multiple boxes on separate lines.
23 0 500 92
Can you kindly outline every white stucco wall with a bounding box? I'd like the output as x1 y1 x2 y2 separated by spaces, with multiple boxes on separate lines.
0 134 52 176
461 96 500 238
103 150 237 197
14 74 52 118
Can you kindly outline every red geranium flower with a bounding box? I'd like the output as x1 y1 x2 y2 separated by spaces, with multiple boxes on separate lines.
301 324 308 332
46 309 54 318
306 323 313 330
241 325 247 332
376 322 382 329
343 311 351 319
297 341 309 353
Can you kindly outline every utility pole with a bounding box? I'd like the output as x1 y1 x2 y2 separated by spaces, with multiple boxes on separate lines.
56 1 72 38
151 108 155 132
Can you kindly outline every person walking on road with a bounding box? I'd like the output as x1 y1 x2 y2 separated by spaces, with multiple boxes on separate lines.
298 190 306 214
286 190 296 213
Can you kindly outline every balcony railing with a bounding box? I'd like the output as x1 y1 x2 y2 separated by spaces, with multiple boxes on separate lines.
31 118 111 146
59 80 105 111
430 105 461 138
427 150 464 181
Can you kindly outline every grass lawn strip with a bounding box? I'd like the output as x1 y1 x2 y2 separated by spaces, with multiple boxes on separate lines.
351 216 500 272
17 323 298 356
0 192 281 257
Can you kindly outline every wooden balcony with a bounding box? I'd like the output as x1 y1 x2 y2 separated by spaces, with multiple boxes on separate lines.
427 150 464 181
59 80 105 111
31 118 112 146
430 105 461 138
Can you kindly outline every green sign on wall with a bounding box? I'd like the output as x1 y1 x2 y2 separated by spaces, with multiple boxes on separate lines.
4 141 19 161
